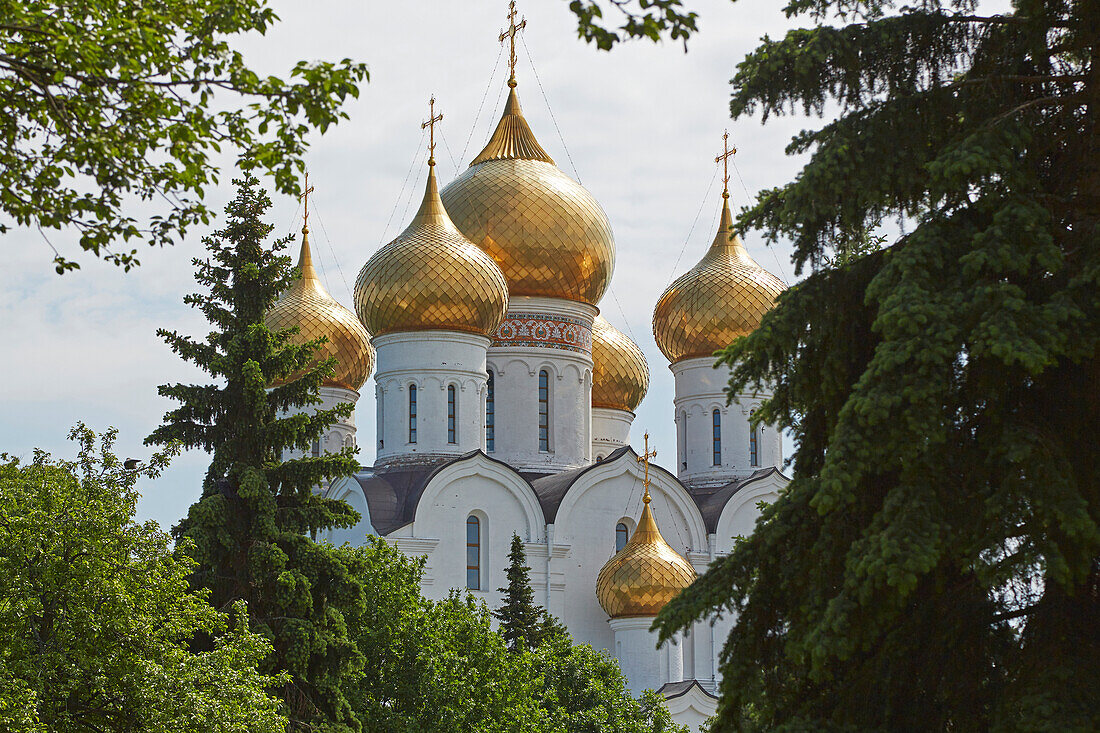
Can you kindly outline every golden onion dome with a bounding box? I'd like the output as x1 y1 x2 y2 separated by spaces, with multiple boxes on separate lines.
439 85 615 306
596 490 696 619
591 316 649 413
652 192 786 364
354 160 509 338
266 231 375 392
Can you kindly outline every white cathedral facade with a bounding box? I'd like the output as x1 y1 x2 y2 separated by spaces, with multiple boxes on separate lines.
265 25 789 729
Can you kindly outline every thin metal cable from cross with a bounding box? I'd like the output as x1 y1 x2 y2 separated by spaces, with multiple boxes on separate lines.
500 0 527 88
379 126 426 246
521 34 582 184
662 162 719 291
438 124 459 178
310 198 355 301
732 157 790 284
460 42 505 163
422 95 443 166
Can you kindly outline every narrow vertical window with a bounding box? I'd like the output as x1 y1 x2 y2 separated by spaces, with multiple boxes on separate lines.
679 410 688 469
538 370 550 452
712 409 721 466
311 438 321 457
485 371 495 452
447 385 457 444
749 417 759 467
615 522 629 552
466 515 481 590
408 384 417 444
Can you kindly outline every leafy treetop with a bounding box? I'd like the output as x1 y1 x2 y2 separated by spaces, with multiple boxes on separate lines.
0 424 287 733
0 0 366 272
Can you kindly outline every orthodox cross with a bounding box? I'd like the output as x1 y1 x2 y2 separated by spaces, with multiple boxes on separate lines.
500 1 527 87
715 130 737 198
298 169 314 235
422 96 443 165
637 432 658 502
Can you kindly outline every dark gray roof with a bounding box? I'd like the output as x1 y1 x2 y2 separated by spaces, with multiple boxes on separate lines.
528 445 634 522
357 448 785 536
657 679 717 700
695 467 784 533
356 451 534 534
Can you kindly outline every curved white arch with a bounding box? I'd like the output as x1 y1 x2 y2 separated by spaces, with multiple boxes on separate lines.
713 472 787 552
554 450 708 553
413 453 547 542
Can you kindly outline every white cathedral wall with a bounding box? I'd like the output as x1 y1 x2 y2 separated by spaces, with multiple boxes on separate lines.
373 330 490 465
591 407 634 460
672 357 782 487
406 456 548 606
486 296 595 473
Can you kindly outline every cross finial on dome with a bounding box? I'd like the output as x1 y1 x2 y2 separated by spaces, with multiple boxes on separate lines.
298 169 315 237
500 1 527 88
715 130 737 200
637 432 657 504
422 95 444 166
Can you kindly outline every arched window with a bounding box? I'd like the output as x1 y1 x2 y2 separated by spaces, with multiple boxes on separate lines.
749 411 759 467
485 371 495 452
408 385 417 444
615 522 629 552
447 385 457 444
466 515 481 590
712 409 722 466
538 370 550 452
311 438 321 457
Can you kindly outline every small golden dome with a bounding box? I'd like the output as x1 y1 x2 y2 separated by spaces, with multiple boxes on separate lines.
596 491 696 619
266 233 374 392
355 162 509 338
440 87 615 306
653 194 786 364
591 316 649 413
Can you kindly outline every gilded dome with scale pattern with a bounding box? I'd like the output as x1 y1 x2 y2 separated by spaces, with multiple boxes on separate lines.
652 193 786 364
591 316 649 413
266 233 374 392
440 85 615 306
596 491 696 619
355 161 509 338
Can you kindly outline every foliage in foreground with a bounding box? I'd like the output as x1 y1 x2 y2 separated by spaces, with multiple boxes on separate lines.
147 174 365 731
0 425 286 733
343 538 686 733
654 1 1100 731
0 0 366 272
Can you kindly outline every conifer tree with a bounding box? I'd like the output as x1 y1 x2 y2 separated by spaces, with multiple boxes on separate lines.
147 174 365 732
650 2 1100 731
494 533 562 651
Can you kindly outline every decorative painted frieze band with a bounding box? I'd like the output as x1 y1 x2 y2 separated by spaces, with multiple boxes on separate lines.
492 312 593 353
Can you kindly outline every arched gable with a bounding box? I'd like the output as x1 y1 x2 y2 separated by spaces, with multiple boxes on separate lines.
712 470 788 554
323 474 377 544
412 451 546 542
553 448 707 553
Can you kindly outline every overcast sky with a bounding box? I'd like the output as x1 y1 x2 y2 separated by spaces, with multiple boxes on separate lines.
2 0 819 530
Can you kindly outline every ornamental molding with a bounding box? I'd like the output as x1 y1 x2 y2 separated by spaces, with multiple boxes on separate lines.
492 313 593 354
